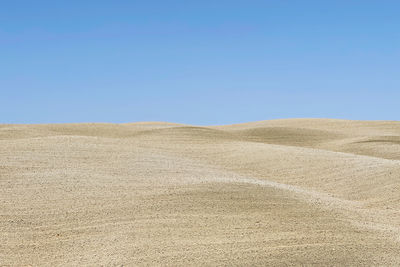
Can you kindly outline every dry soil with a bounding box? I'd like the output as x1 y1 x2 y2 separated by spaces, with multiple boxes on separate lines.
1 119 400 266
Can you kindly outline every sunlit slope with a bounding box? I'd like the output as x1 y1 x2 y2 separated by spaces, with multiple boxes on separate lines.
134 124 400 209
215 118 400 160
1 119 400 265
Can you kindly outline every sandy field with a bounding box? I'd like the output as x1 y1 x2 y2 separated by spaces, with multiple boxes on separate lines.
1 119 400 266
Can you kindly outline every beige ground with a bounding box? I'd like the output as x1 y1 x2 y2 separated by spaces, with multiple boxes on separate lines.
1 119 400 266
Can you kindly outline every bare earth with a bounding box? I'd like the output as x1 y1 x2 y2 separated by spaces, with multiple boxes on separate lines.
1 119 400 266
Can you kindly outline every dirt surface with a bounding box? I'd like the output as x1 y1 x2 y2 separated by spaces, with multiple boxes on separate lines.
1 119 400 266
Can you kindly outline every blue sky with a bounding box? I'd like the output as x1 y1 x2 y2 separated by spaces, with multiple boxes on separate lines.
1 1 399 124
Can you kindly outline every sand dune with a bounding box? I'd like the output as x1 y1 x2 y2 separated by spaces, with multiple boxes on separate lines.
1 119 400 265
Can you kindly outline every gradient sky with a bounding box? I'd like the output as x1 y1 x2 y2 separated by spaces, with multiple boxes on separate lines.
1 1 399 125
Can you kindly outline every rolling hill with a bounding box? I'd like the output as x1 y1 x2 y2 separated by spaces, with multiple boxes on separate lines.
1 119 400 265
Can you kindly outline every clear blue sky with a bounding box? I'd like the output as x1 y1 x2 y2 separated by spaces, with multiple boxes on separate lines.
1 1 399 125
